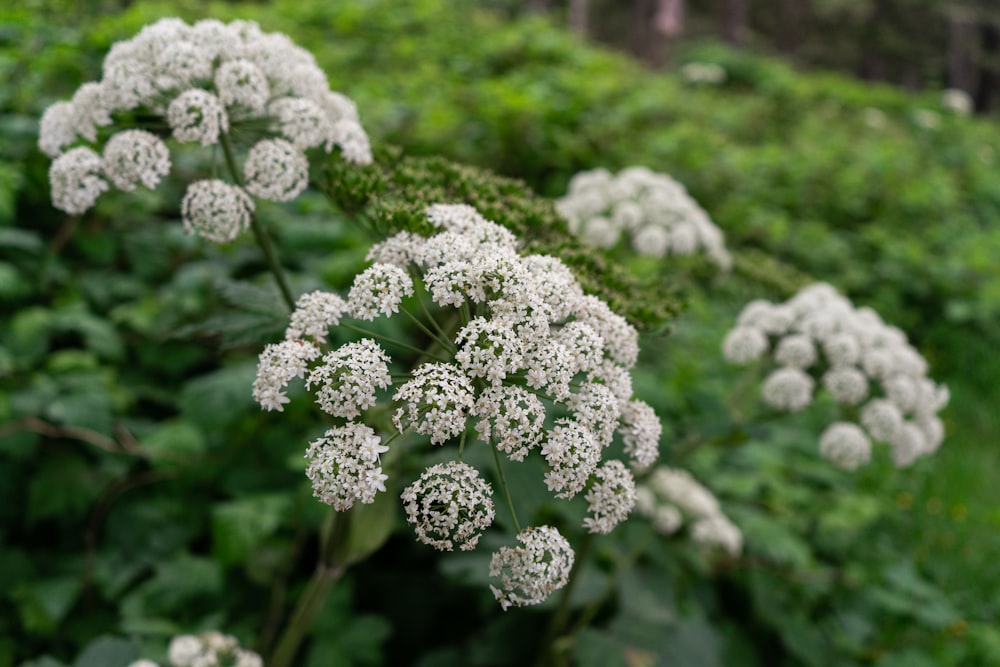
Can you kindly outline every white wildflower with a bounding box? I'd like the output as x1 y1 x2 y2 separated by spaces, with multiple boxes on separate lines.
306 338 392 419
567 382 621 447
181 179 254 242
305 423 389 510
774 334 817 369
691 515 742 555
269 96 332 150
347 262 415 320
473 385 546 462
722 326 768 363
215 58 270 115
102 129 170 191
167 89 228 145
38 101 80 157
761 367 814 412
48 147 108 215
818 422 872 470
860 398 903 442
489 526 574 610
329 119 373 164
252 339 320 412
540 418 601 499
617 399 662 468
583 460 636 534
392 362 474 445
285 290 347 343
243 138 309 202
455 317 524 385
401 461 495 551
821 367 869 405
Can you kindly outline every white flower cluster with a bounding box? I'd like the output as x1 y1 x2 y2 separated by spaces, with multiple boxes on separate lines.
489 526 574 610
253 203 665 608
555 166 731 270
723 283 949 468
680 62 727 85
401 461 495 551
127 632 261 667
40 17 372 236
635 466 742 556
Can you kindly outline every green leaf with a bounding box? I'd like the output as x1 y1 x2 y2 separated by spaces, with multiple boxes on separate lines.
72 636 137 667
342 487 398 566
212 493 292 565
139 420 206 466
13 576 81 635
178 362 258 430
28 453 103 522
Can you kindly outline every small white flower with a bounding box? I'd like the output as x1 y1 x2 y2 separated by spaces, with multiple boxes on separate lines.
39 101 80 157
307 338 392 419
583 460 636 534
860 398 903 442
401 461 495 551
102 129 171 191
181 179 254 243
243 138 309 202
392 362 474 445
269 96 332 150
454 317 524 385
215 58 270 114
818 422 872 470
167 89 228 145
473 385 546 461
567 382 621 447
572 295 639 368
691 515 742 555
329 119 373 164
489 526 574 610
285 290 347 343
252 339 320 411
889 421 929 467
821 367 869 405
305 423 389 510
347 262 415 320
617 399 662 469
648 467 720 518
722 326 768 364
48 146 108 215
774 334 817 369
168 635 204 667
761 367 814 412
540 418 601 499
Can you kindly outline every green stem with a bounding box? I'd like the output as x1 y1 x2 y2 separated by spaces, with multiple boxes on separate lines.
489 438 521 533
401 305 456 353
219 131 296 311
537 532 595 667
340 322 451 361
267 561 344 667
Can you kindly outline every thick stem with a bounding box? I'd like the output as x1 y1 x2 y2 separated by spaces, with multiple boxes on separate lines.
537 532 595 667
219 132 296 311
267 562 344 667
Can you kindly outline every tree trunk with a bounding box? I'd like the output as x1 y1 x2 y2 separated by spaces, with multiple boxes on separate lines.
948 10 976 89
721 0 750 46
568 0 589 35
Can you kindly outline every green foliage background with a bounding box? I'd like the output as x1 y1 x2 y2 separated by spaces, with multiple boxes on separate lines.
2 0 999 665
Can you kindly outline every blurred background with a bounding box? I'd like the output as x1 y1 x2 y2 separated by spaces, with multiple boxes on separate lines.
3 1 1000 666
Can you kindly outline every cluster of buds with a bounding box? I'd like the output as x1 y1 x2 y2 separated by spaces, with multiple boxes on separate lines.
635 466 742 556
555 166 731 270
40 17 371 241
252 204 663 608
128 632 261 667
723 283 948 468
